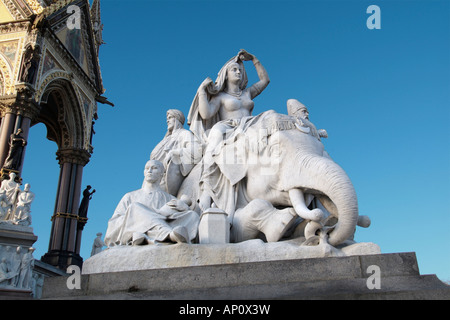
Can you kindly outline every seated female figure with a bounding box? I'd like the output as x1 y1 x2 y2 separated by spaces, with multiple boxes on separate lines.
187 49 270 217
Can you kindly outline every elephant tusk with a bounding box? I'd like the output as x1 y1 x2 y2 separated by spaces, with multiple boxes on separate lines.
289 188 325 222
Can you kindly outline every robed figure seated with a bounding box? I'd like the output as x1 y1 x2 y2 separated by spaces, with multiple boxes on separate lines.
104 160 200 246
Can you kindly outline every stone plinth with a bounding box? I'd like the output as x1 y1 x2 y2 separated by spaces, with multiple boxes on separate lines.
0 223 37 247
198 208 230 244
41 251 450 300
0 287 33 300
0 222 38 299
81 239 380 274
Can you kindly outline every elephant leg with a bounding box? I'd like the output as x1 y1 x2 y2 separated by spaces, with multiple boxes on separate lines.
289 188 325 222
231 199 297 243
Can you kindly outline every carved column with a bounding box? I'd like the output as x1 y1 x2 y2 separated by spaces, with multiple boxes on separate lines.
0 85 40 181
41 148 90 270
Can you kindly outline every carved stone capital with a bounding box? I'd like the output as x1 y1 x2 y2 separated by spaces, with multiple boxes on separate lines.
56 147 91 166
0 84 41 120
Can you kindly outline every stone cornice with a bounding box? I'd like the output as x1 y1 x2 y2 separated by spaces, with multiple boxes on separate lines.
2 0 26 20
0 19 31 34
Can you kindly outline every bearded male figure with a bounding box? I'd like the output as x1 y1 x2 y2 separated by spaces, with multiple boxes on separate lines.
150 109 202 195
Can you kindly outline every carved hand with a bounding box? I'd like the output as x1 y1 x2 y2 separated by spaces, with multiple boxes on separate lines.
175 199 190 212
238 49 255 61
198 77 213 92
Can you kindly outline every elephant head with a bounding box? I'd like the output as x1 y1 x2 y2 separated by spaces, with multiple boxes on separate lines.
230 110 360 246
178 110 364 247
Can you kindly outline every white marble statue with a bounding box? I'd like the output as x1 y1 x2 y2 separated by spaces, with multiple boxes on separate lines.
17 247 34 289
180 109 367 245
100 50 371 252
0 190 8 220
104 160 200 246
91 232 106 256
175 50 371 246
13 183 34 227
0 172 20 220
84 50 379 275
187 49 270 217
150 109 202 196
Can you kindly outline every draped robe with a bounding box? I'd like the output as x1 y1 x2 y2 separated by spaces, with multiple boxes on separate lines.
104 188 199 246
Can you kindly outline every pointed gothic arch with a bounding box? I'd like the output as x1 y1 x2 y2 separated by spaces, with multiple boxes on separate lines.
37 76 86 151
35 77 92 269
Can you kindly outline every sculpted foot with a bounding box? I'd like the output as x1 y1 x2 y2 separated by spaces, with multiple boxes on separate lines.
169 226 189 243
132 232 147 246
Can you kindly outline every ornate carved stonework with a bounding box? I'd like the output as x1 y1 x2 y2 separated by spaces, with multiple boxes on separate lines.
24 0 44 15
0 56 14 94
0 20 30 34
56 147 90 166
0 84 40 120
1 0 31 20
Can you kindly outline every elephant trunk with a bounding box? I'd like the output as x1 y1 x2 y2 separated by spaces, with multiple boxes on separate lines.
288 154 359 246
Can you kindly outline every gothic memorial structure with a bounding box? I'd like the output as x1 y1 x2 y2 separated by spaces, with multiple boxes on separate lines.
0 0 111 298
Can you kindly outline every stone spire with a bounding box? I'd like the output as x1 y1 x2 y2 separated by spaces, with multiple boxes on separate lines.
90 0 104 55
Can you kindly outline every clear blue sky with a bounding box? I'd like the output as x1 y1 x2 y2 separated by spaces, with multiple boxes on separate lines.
21 0 449 282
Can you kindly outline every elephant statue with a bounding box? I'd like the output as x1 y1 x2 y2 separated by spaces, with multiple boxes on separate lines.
178 110 369 247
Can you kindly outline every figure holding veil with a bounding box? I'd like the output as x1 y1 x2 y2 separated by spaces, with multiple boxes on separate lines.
187 49 270 217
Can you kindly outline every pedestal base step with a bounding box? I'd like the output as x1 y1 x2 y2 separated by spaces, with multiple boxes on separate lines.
41 252 450 300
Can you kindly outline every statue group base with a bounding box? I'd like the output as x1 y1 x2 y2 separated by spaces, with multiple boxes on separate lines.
41 241 450 300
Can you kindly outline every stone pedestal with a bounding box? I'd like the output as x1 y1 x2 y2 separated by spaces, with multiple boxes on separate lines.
0 222 38 299
41 251 450 300
198 208 230 244
0 287 33 300
0 223 37 248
